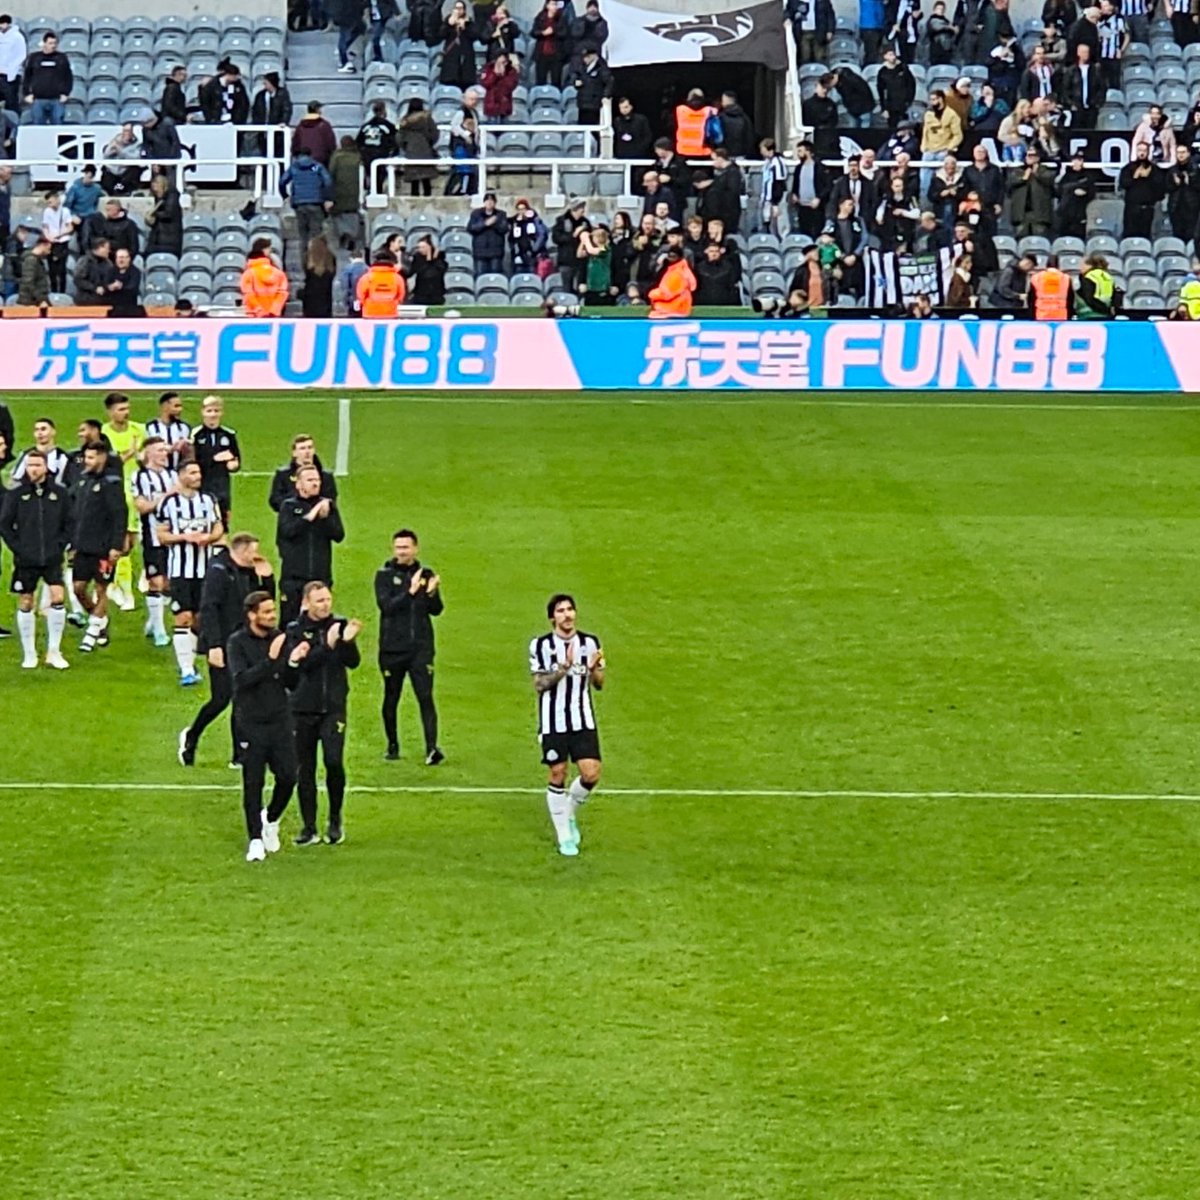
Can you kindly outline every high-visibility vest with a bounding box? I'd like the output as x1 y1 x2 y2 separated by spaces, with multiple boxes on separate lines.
674 103 713 158
648 259 697 318
1031 267 1069 320
1181 278 1200 320
356 265 406 317
1075 267 1114 317
240 257 289 316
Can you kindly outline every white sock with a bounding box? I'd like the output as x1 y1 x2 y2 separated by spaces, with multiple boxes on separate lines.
148 594 167 638
173 627 195 675
47 605 66 653
86 614 103 636
64 567 86 615
16 609 36 657
545 786 572 844
38 583 51 612
568 776 592 811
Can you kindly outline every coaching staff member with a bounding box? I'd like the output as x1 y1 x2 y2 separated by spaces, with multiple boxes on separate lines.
284 581 361 847
179 532 276 767
70 441 127 653
276 464 345 625
267 433 338 512
0 449 72 669
375 528 445 764
228 590 305 863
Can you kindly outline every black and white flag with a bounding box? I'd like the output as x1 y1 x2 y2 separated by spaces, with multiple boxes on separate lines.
864 246 960 308
606 0 787 69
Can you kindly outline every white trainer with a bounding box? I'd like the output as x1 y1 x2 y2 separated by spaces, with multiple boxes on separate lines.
21 653 38 669
246 838 266 862
44 651 69 670
261 812 281 854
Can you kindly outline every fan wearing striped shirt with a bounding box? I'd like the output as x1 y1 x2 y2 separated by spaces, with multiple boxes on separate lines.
131 437 179 649
156 462 224 686
529 593 605 858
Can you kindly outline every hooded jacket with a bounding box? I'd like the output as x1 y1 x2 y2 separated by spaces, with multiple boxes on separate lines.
0 475 71 565
280 153 333 207
0 23 27 81
240 255 289 316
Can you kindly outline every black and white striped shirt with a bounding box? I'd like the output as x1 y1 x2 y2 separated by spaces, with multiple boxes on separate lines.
145 418 193 470
1119 0 1147 19
1098 12 1126 58
529 630 602 736
158 490 221 579
10 446 70 484
131 465 178 547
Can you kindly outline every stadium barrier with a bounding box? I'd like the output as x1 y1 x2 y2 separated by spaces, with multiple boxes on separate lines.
6 317 1196 391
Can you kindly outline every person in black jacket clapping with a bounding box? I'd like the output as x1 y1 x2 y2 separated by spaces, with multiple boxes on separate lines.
275 464 345 625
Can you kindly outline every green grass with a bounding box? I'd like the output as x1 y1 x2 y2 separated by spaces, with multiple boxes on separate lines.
2 389 1199 1198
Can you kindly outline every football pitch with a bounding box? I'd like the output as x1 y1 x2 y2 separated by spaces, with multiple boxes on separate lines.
2 387 1199 1198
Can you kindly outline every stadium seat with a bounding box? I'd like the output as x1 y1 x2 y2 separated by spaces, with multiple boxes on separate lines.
445 270 475 294
510 272 543 295
441 231 473 254
215 231 249 254
1017 235 1051 258
149 251 184 271
496 132 530 158
183 230 215 252
86 101 120 123
1051 236 1085 255
179 269 213 293
146 269 177 294
1156 254 1191 277
752 270 787 296
1128 292 1161 309
144 291 177 308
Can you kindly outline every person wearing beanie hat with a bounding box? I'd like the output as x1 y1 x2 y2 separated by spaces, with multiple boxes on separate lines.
251 70 293 128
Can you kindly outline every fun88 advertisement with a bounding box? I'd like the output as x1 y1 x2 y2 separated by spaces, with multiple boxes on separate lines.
1 318 1193 392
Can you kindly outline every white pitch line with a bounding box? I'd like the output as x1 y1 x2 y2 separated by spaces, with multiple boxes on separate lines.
335 396 351 478
0 782 1196 802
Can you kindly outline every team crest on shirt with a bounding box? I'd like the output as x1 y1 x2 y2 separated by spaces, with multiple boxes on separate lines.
13 581 22 592
546 749 559 762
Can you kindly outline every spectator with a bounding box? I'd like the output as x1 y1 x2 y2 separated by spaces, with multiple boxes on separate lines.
240 238 289 315
141 111 182 162
1096 0 1126 92
988 37 1025 109
366 0 399 63
357 100 399 188
987 250 1034 309
2 218 32 299
608 210 636 291
0 165 8 243
1066 5 1100 63
1031 108 1061 158
860 0 887 62
1061 43 1101 128
675 88 717 160
1042 0 1077 33
532 0 568 87
980 0 1015 57
1053 147 1094 237
613 96 654 160
481 52 519 122
1131 105 1176 166
395 99 439 197
0 14 25 115
577 226 616 305
788 140 830 240
508 196 548 273
911 208 951 252
627 212 660 293
829 67 874 130
251 71 294 129
693 240 739 305
653 138 692 213
1119 140 1166 238
145 174 183 258
828 195 867 296
758 138 788 235
876 175 922 248
1074 252 1120 317
108 246 141 314
962 144 1004 220
1008 145 1055 236
648 247 696 318
955 0 985 65
446 111 478 195
1179 98 1200 154
802 74 839 147
617 281 645 306
571 46 611 127
17 236 50 305
928 153 965 229
787 0 835 63
280 148 333 248
440 1 478 89
409 0 442 45
64 166 102 225
694 147 744 233
199 61 250 125
827 153 878 225
877 49 916 129
681 213 706 261
885 0 922 63
571 0 609 53
715 90 756 156
293 99 337 165
41 189 71 293
1038 19 1067 64
997 97 1032 161
969 83 1009 135
22 31 71 125
468 191 508 274
483 4 520 59
1167 144 1200 242
73 237 116 306
100 124 143 196
945 254 976 307
926 1 957 63
83 199 139 258
552 198 588 291
329 135 363 248
161 66 189 124
336 244 367 314
1020 46 1057 103
907 292 936 318
450 86 483 139
327 0 366 72
945 77 973 129
300 235 336 317
785 242 826 309
408 236 448 304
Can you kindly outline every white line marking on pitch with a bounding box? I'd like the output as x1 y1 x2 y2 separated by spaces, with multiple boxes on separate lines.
1 783 1196 802
335 396 351 477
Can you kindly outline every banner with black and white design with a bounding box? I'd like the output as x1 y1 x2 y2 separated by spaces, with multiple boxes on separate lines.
605 0 787 70
864 246 959 308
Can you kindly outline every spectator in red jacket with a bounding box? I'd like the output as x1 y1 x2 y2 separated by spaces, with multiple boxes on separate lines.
291 100 337 166
481 52 519 122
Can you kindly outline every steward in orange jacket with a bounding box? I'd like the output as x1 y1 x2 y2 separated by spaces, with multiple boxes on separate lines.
1030 254 1073 320
240 244 289 316
356 250 407 317
674 89 717 158
648 250 697 318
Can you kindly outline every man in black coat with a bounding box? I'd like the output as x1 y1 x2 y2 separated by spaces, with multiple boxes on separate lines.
1061 42 1102 128
375 529 445 763
1166 144 1200 242
826 155 878 229
199 61 250 125
73 238 117 306
694 148 744 231
802 74 839 146
1119 140 1166 239
82 199 139 257
613 96 653 161
831 66 876 127
877 48 916 128
160 66 189 125
789 139 830 240
268 434 338 513
569 47 612 127
717 91 756 158
962 144 1005 222
275 464 345 626
1053 148 1095 237
693 241 740 305
251 72 293 127
141 111 181 160
1066 6 1100 63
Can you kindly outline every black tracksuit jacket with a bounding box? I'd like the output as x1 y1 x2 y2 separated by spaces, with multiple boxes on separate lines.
0 477 71 565
69 467 126 556
374 558 444 658
283 613 361 714
198 549 276 653
228 625 297 725
276 494 345 585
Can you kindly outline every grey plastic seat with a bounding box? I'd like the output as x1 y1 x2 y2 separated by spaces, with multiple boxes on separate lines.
144 291 177 307
120 80 155 103
188 31 220 55
213 249 245 272
475 272 509 294
1120 236 1153 255
531 103 561 125
215 231 249 253
753 271 787 297
58 14 90 35
148 251 182 271
122 54 155 79
441 230 472 253
496 132 530 157
156 30 187 55
59 32 89 55
445 270 475 293
182 230 215 253
179 269 213 292
145 269 177 294
511 290 543 307
510 272 542 294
